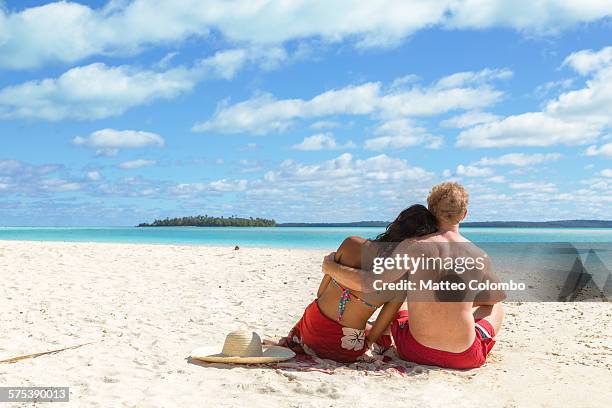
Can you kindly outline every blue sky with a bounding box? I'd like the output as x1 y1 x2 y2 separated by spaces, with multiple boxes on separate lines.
0 1 611 226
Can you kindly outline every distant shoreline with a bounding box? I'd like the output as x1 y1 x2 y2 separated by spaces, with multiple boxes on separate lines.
3 220 612 229
277 220 612 228
134 215 612 229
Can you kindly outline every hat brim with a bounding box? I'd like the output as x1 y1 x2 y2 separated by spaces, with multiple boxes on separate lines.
190 345 295 364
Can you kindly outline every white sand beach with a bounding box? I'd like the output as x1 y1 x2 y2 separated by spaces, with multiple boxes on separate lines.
1 240 611 407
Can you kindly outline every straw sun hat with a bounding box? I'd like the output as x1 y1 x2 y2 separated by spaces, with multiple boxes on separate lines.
190 330 295 364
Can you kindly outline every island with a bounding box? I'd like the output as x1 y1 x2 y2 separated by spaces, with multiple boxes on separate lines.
137 215 276 227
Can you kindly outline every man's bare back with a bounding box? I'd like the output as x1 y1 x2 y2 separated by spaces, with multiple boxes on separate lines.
398 229 496 352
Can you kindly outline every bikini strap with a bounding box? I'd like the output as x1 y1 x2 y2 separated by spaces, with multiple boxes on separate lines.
331 278 377 322
337 287 350 322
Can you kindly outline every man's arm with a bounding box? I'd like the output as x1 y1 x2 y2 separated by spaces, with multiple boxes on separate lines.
366 292 405 344
322 253 373 291
472 254 507 305
322 243 413 293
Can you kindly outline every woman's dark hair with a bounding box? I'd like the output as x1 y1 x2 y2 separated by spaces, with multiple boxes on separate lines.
374 204 438 242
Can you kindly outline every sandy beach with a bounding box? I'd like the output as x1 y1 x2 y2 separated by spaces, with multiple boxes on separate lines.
1 240 611 407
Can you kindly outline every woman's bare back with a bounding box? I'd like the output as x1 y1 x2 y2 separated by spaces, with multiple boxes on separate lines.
317 236 385 329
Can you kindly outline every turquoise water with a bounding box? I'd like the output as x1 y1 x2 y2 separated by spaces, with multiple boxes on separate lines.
0 227 611 249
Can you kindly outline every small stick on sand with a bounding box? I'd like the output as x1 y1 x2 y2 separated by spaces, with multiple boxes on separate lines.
0 342 94 364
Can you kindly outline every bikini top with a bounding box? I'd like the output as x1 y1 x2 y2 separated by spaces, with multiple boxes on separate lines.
331 278 377 322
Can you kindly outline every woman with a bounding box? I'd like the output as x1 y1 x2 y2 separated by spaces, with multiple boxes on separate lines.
280 204 438 362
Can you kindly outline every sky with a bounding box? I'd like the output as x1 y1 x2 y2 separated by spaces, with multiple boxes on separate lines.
0 1 611 226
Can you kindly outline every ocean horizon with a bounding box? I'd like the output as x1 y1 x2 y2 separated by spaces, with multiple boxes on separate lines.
1 226 611 249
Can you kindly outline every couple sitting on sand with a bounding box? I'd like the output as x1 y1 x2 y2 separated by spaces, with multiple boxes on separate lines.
280 182 505 369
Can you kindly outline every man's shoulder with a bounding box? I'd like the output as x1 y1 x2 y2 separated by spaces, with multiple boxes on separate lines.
409 232 487 257
392 236 440 257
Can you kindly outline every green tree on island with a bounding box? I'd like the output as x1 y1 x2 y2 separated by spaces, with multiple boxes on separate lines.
137 215 276 227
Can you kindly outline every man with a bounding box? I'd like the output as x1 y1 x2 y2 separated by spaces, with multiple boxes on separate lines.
322 182 505 369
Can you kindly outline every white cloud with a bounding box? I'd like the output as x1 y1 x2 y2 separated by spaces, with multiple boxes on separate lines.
457 112 601 148
86 171 101 181
0 1 443 68
446 1 612 33
434 68 512 89
1 1 610 69
0 159 82 196
440 110 499 128
118 159 157 169
600 169 612 178
196 46 290 78
0 47 283 121
580 177 612 192
173 179 248 195
194 68 507 139
196 49 249 79
376 77 504 118
74 129 164 156
193 83 381 134
533 79 574 98
56 183 82 192
0 159 152 201
0 159 23 175
155 52 179 69
585 143 612 157
261 153 433 188
546 51 612 128
240 153 438 221
485 176 506 183
238 159 262 174
475 153 562 167
0 160 61 177
457 46 612 148
0 63 195 121
292 133 354 151
310 120 340 130
209 179 248 192
364 119 442 150
390 75 420 89
510 182 557 193
51 183 82 192
456 165 493 177
40 179 82 192
563 46 612 75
